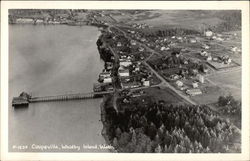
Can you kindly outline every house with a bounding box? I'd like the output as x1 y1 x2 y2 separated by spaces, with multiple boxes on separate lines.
16 18 34 24
119 60 132 67
118 68 130 77
205 31 213 37
170 74 180 80
121 82 140 89
189 38 197 43
130 40 136 45
186 88 202 96
161 46 166 51
135 66 140 72
176 80 184 87
231 46 241 53
206 56 212 61
117 42 122 47
142 80 150 87
200 50 208 57
198 74 205 83
213 57 218 61
105 62 113 70
180 85 188 91
224 58 232 64
200 64 209 73
202 44 210 49
99 72 111 78
192 81 199 88
103 77 112 83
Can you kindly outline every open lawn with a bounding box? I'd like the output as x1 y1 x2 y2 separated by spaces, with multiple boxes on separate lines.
143 87 187 105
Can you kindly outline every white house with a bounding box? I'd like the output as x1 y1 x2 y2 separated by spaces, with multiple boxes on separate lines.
143 80 150 87
99 72 111 78
119 60 132 67
206 56 212 61
192 81 199 88
186 89 202 96
198 74 205 84
205 31 213 37
103 77 112 83
189 38 197 43
118 69 130 77
176 80 184 87
200 51 208 57
117 42 122 47
130 40 136 45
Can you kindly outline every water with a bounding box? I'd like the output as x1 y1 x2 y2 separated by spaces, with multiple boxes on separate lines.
9 25 109 152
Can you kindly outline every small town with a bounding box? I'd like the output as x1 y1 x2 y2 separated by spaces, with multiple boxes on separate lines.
9 9 242 153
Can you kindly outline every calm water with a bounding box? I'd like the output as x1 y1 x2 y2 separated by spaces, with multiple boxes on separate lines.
9 25 108 152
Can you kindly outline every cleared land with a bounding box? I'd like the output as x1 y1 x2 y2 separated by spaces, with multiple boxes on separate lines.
207 69 241 100
143 87 188 105
131 10 222 30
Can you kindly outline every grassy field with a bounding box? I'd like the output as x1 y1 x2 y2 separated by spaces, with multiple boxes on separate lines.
143 87 188 105
207 69 241 100
131 10 223 30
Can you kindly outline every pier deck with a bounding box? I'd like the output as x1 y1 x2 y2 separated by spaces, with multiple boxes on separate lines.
29 91 114 103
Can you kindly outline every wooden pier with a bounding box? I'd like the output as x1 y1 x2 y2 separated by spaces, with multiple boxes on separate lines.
12 91 114 107
29 91 114 103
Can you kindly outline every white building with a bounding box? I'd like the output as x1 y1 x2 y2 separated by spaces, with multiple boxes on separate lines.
118 68 130 77
130 40 136 45
205 31 213 37
117 42 122 47
176 80 184 87
99 72 111 78
103 77 112 83
189 38 197 43
200 51 208 57
186 89 202 96
143 80 150 87
198 74 205 84
120 60 132 67
206 56 212 61
192 81 199 88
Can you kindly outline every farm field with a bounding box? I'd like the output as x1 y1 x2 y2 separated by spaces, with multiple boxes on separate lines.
207 69 241 100
131 10 223 30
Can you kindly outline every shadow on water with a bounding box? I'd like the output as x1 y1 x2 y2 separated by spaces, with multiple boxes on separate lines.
12 105 29 111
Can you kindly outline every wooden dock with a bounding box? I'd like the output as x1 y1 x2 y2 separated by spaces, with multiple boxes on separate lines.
29 91 114 103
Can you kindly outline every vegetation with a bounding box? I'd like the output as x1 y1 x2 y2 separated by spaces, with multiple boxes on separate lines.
142 27 200 37
218 95 241 118
103 97 241 153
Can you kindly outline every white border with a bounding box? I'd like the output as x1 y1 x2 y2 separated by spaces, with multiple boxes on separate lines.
1 1 249 161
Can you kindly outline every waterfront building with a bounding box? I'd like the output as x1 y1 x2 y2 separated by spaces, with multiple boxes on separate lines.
99 72 111 78
103 77 112 83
